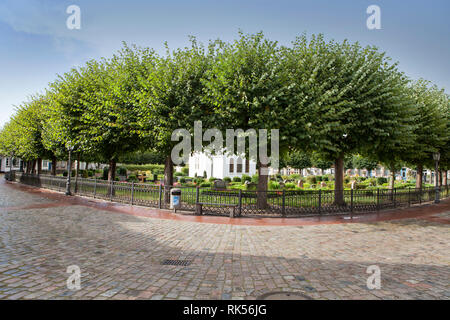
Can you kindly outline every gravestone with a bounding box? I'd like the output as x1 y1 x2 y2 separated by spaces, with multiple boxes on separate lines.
213 179 227 190
351 181 357 190
320 181 327 188
297 180 304 188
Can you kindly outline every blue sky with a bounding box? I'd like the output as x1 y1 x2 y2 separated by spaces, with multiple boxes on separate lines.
0 0 449 127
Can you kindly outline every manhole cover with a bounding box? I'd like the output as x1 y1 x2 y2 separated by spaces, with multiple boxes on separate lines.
258 292 312 300
161 259 192 266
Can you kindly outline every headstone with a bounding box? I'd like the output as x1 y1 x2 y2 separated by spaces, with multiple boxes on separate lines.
351 181 357 190
213 179 227 190
297 180 304 188
320 181 327 188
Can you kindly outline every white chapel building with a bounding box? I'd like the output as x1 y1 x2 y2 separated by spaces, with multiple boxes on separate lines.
189 152 257 179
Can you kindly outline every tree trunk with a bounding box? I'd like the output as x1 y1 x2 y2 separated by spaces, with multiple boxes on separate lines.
443 171 448 186
37 158 42 175
415 164 423 189
74 154 80 193
108 159 116 182
31 160 36 174
439 170 443 187
51 156 57 176
164 156 174 204
389 165 395 190
334 155 345 206
257 162 269 209
108 159 116 197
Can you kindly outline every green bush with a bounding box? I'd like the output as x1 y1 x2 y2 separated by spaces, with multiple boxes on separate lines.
102 167 109 180
316 175 323 182
285 182 296 189
87 170 94 177
117 167 127 176
181 167 189 176
376 177 388 185
241 174 251 182
209 177 218 182
127 175 138 182
306 176 317 184
290 174 300 180
232 177 241 182
322 176 329 181
200 182 211 188
268 180 280 190
179 177 186 184
174 172 183 177
251 174 259 184
223 177 231 182
122 164 164 174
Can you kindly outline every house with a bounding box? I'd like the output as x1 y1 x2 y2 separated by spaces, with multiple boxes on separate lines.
189 152 257 179
0 156 22 172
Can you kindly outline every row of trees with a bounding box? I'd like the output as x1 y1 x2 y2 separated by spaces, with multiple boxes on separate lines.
0 32 449 206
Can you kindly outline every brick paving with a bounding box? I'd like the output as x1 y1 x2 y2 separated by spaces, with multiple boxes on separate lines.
0 177 449 300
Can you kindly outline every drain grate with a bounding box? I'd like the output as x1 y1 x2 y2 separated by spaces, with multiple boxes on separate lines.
258 291 312 300
161 259 192 266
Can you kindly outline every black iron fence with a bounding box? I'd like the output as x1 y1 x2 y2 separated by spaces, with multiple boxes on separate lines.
9 172 450 217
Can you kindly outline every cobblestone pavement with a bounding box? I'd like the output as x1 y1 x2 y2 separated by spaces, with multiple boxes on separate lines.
0 178 449 300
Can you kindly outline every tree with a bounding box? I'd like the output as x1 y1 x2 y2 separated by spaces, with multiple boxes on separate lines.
402 80 448 189
285 151 312 175
204 32 299 208
286 34 413 205
139 39 217 201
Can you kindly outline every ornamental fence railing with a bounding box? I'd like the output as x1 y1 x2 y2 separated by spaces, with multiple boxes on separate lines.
8 172 450 217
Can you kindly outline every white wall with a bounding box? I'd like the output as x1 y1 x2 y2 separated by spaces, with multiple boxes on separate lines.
189 152 256 179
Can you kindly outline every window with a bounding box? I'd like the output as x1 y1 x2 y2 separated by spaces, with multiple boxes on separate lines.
229 159 234 173
5 158 9 167
245 158 250 173
237 158 242 173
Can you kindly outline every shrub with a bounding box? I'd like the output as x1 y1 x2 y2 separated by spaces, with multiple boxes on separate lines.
268 180 280 190
251 174 259 184
87 170 94 177
181 167 189 176
223 177 231 183
316 175 323 182
322 176 329 181
290 174 300 180
285 182 296 189
122 164 164 174
241 174 251 182
179 177 186 184
306 176 317 184
232 177 242 182
200 182 211 187
174 172 183 177
117 167 127 176
376 177 388 185
102 167 109 180
62 171 68 177
127 175 138 182
209 177 218 182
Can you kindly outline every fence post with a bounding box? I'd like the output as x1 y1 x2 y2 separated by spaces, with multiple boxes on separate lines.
196 186 200 204
93 177 97 198
408 187 411 207
350 189 354 217
238 189 242 217
394 188 397 207
377 188 380 212
282 190 286 216
419 187 422 204
131 181 135 206
110 181 113 201
318 189 322 215
158 184 162 209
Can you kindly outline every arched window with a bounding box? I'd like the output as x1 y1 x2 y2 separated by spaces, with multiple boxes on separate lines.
229 158 234 173
237 158 243 173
